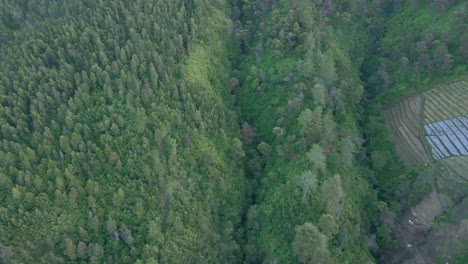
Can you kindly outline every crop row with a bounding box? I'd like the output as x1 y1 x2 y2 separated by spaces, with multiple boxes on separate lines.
384 95 431 167
424 117 468 159
423 80 467 124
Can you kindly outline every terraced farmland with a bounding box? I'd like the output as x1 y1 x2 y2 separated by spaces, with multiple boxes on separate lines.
422 79 468 162
383 79 468 264
385 79 468 167
384 79 468 203
423 79 468 124
423 117 468 159
384 94 432 167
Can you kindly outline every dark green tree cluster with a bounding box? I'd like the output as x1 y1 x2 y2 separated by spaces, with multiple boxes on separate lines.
0 0 248 263
364 0 468 100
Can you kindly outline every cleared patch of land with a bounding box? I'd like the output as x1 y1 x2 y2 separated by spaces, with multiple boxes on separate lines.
422 79 468 124
419 79 468 202
384 94 432 167
383 80 467 231
422 79 468 162
384 79 468 172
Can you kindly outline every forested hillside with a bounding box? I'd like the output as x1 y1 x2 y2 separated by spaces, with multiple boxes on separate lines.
0 0 466 263
231 0 379 263
0 1 249 262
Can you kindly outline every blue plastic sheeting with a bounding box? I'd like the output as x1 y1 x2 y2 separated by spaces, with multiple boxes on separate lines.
424 116 468 160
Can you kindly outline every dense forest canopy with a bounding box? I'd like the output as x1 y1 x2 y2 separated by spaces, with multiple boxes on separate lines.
0 0 249 262
0 0 466 263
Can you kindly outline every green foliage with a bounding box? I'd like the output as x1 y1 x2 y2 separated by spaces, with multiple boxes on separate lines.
5 0 462 263
321 175 344 216
306 144 326 171
298 170 318 201
235 1 377 263
364 0 468 104
454 251 468 264
292 223 330 264
318 214 339 238
376 225 394 249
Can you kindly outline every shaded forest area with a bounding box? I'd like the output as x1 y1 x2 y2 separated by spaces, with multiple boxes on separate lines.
0 0 467 263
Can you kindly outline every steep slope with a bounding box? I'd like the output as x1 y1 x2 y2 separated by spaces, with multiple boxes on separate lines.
0 1 248 262
231 0 379 263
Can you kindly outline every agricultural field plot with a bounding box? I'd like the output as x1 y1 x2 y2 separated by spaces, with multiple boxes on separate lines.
384 94 432 167
422 79 468 124
423 117 468 160
421 79 468 198
384 79 468 169
422 79 468 160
